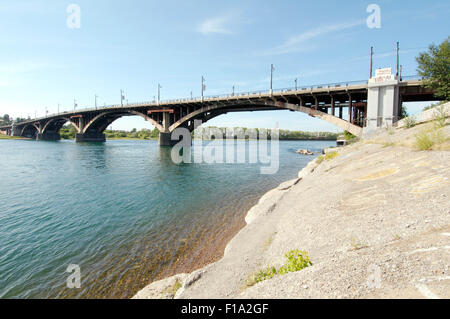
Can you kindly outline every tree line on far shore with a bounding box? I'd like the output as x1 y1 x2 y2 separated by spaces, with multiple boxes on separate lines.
58 125 340 141
0 115 28 126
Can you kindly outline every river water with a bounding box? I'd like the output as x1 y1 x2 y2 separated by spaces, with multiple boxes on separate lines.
0 139 335 298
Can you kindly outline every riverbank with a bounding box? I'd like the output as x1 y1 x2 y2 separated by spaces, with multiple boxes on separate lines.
133 109 450 299
0 135 30 140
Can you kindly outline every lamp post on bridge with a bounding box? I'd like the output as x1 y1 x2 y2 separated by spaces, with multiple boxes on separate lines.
201 76 206 102
370 46 373 78
95 94 98 110
120 90 125 107
270 64 275 95
157 84 162 104
295 78 298 91
396 41 400 79
74 99 77 111
232 85 235 96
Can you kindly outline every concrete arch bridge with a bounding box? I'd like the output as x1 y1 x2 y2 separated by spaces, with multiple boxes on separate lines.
0 78 437 146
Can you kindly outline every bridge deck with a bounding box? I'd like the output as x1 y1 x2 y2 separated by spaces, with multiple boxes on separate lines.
0 79 436 134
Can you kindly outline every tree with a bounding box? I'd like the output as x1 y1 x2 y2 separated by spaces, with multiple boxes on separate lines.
400 105 408 119
416 37 450 100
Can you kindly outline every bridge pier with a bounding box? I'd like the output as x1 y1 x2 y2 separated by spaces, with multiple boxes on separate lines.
158 132 175 146
37 132 61 141
364 68 399 135
75 132 106 143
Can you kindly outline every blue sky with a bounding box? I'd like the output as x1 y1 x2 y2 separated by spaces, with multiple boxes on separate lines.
0 0 449 131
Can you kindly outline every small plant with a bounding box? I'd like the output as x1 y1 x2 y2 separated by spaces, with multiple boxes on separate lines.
325 151 339 161
415 129 435 150
344 130 356 141
404 116 417 128
246 267 277 286
433 104 448 129
247 250 312 287
350 238 369 250
163 279 182 298
316 155 324 164
278 250 313 275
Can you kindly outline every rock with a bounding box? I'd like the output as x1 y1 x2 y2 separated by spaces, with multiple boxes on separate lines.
296 149 314 155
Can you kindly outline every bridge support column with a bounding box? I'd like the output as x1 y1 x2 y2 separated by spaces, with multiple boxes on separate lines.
159 111 175 146
364 69 400 136
11 123 21 137
37 132 61 141
158 132 175 146
75 132 106 142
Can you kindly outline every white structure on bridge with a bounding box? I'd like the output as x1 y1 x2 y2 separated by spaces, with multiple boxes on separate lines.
365 68 400 133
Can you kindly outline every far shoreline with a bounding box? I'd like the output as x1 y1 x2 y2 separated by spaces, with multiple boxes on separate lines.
1 136 337 142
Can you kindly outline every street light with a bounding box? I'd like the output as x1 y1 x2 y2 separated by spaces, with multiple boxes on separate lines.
95 94 98 109
74 99 77 111
370 46 374 78
295 78 298 91
232 86 235 96
158 84 162 104
270 64 275 94
201 76 206 101
120 90 125 107
396 42 400 78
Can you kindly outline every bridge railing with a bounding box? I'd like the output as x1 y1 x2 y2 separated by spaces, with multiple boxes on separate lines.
20 76 422 123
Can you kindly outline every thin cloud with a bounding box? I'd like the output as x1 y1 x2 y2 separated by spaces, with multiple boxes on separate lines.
197 15 234 35
0 61 49 74
262 20 365 56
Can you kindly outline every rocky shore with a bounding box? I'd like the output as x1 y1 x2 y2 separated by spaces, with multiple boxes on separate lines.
133 110 450 299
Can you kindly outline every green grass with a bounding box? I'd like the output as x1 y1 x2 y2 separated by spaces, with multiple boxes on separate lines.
433 104 448 129
404 116 417 129
415 127 446 151
0 135 29 140
251 266 277 285
415 130 434 150
316 151 339 165
343 131 356 141
325 151 339 161
163 279 182 298
350 238 369 251
246 250 312 287
278 250 313 275
316 155 324 164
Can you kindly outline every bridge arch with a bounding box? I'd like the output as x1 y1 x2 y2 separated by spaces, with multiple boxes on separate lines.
82 110 164 134
169 101 363 136
20 123 40 138
41 117 80 134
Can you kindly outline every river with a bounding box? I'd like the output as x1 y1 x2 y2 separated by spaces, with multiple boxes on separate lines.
0 139 335 298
